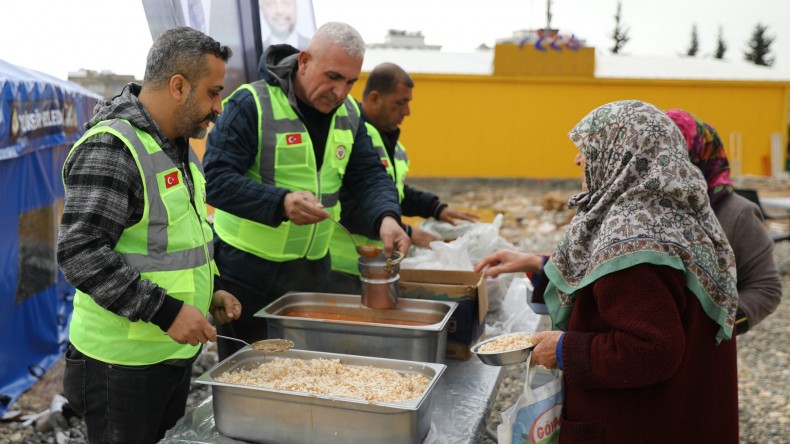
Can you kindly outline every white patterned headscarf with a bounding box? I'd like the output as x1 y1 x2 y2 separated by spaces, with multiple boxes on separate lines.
543 100 738 342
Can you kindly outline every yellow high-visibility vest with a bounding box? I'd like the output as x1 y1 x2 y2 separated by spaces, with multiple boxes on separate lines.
213 82 360 261
66 119 215 365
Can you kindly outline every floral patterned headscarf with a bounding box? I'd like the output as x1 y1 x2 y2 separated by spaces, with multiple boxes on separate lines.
543 100 738 342
665 109 734 211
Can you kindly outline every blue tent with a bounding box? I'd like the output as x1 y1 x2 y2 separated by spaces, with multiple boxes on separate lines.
0 59 100 414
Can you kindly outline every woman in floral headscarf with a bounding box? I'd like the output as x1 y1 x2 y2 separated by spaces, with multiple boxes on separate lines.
477 100 739 443
665 109 781 334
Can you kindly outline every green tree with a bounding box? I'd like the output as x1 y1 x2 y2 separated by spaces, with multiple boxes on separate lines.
744 23 775 66
610 1 630 54
714 26 727 59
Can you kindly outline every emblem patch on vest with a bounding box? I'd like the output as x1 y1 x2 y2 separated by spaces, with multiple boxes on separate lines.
336 145 347 160
165 171 180 189
286 133 302 145
381 159 389 168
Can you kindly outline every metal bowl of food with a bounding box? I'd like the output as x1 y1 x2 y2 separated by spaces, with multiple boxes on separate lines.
470 332 535 366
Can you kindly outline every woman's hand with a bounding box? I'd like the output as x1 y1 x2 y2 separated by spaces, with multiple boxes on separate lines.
210 289 241 325
529 331 564 369
474 249 544 277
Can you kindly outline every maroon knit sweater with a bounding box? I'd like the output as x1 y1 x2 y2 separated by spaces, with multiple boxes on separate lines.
557 263 739 443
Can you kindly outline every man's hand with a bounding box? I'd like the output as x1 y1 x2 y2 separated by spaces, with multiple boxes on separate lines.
474 249 544 277
283 191 330 225
379 216 410 256
166 304 217 346
438 206 479 225
411 227 440 249
210 289 241 325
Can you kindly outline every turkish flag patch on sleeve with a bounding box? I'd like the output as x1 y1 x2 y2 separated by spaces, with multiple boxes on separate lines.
164 171 180 189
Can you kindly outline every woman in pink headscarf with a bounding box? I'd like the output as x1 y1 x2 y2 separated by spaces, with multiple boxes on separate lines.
665 109 781 334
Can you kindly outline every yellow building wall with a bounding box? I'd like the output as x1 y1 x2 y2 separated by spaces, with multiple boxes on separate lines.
194 64 790 180
494 45 595 77
351 74 790 179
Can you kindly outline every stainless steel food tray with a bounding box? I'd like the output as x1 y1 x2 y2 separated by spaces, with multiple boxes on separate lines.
196 348 446 444
256 292 458 363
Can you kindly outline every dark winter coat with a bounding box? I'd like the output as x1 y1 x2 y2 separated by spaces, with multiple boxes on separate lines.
559 264 739 443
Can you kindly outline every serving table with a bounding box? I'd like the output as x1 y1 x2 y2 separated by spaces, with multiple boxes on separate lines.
160 281 543 444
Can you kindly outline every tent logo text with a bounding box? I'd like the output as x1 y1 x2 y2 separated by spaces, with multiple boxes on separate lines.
16 108 65 135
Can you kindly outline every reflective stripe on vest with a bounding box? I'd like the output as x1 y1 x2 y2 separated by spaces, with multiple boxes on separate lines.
66 119 214 365
330 123 410 275
213 82 358 261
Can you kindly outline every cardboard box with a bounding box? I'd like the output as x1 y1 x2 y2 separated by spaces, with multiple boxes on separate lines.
397 269 488 360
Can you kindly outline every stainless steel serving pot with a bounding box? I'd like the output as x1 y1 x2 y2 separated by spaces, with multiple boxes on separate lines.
358 251 404 308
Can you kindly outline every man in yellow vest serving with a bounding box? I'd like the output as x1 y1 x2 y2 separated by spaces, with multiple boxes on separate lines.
327 63 479 294
57 27 240 443
203 23 410 359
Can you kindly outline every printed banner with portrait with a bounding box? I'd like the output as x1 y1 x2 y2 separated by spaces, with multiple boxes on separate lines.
259 0 315 53
142 0 315 95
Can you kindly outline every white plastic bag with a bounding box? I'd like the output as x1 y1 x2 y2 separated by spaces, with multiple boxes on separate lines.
402 214 515 271
485 275 511 313
497 356 563 444
486 276 542 335
501 276 540 333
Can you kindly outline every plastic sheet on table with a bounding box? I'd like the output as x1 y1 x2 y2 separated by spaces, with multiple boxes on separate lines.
164 357 502 444
160 397 221 443
423 358 502 444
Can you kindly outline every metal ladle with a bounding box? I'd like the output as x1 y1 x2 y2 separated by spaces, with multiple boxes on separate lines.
215 334 294 353
327 217 382 258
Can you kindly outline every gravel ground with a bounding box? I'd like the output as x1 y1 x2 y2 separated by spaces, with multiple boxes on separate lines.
2 177 788 443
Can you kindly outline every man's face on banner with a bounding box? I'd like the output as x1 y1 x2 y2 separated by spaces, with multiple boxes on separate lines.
261 0 297 39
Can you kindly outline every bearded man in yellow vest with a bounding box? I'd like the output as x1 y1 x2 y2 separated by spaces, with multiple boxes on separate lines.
57 27 240 443
326 63 479 294
203 23 410 359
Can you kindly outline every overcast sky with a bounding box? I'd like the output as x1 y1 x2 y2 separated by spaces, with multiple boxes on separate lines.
1 0 788 80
